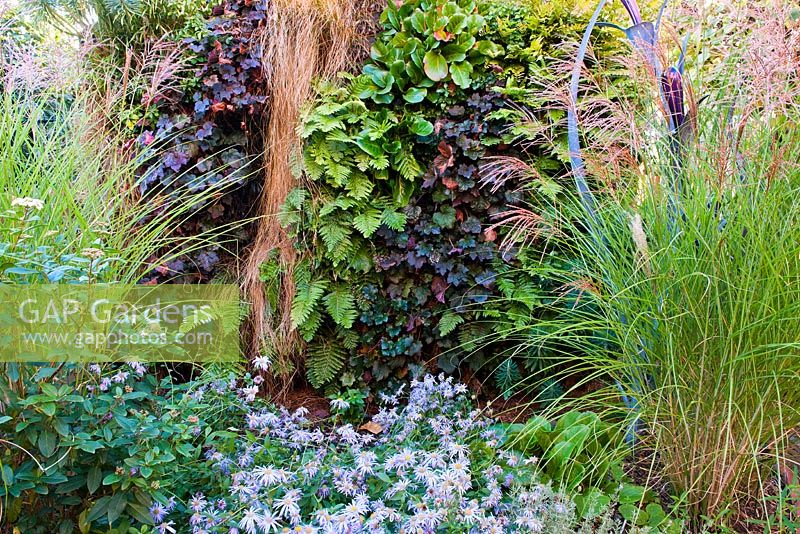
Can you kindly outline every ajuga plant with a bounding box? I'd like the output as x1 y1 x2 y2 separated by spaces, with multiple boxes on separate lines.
0 42 250 286
503 1 800 529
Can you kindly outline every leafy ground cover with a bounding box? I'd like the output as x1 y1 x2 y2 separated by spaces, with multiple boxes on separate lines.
1 365 677 533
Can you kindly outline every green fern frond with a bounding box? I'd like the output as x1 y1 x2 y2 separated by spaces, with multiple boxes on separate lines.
319 196 356 217
303 151 324 181
338 328 359 350
381 208 407 232
394 147 423 180
326 162 352 186
306 337 347 388
352 208 382 238
345 173 374 200
298 308 323 341
368 154 390 171
291 279 328 328
319 220 351 253
438 311 464 336
324 285 357 329
495 358 522 400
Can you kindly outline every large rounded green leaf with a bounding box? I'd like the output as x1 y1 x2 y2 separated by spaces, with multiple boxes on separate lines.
403 87 427 104
408 117 434 137
355 136 385 158
423 50 448 82
449 61 473 89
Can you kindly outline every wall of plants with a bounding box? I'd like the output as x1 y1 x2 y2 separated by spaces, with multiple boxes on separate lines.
266 0 627 392
119 0 270 283
64 0 630 387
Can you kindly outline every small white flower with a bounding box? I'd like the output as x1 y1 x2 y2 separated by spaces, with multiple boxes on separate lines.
355 450 377 475
257 509 283 532
253 465 290 487
274 489 301 518
81 247 105 260
241 385 259 402
11 197 44 210
239 507 260 534
329 397 350 411
253 355 271 371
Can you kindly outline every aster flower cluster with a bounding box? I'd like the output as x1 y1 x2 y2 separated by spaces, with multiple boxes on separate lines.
160 374 579 533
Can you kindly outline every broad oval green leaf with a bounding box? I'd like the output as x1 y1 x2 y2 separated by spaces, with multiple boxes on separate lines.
403 87 427 104
449 61 473 89
408 117 434 137
423 50 448 82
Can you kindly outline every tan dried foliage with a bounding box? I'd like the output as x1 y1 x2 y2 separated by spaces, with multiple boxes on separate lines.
243 0 381 390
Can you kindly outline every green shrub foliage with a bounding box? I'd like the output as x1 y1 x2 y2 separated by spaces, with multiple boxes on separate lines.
360 0 503 104
0 364 257 533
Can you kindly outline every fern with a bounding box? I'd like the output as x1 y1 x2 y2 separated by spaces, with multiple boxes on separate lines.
338 327 359 350
326 161 352 186
368 153 390 171
381 208 407 231
324 285 357 329
458 322 490 352
298 308 323 341
319 196 356 217
306 337 347 388
319 220 351 253
437 311 464 336
394 147 423 180
291 279 328 328
302 151 325 181
345 173 374 200
352 207 382 238
495 358 522 400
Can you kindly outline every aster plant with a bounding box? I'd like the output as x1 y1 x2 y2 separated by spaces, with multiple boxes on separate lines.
159 375 589 533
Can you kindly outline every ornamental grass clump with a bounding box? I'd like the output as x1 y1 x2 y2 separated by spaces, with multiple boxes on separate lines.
488 1 800 528
507 4 800 527
0 41 251 283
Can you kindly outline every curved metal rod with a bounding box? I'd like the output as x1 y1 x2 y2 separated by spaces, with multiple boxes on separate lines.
567 0 609 221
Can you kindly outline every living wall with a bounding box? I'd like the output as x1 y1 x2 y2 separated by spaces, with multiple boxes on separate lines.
3 0 798 532
268 0 631 391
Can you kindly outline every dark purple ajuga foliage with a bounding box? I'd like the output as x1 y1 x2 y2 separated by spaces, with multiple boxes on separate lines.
137 0 267 195
350 92 528 380
134 0 269 281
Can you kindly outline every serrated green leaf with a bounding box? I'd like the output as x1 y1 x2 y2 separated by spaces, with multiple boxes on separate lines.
324 287 357 329
353 208 382 238
438 312 464 336
381 209 407 231
306 339 346 387
291 280 328 328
